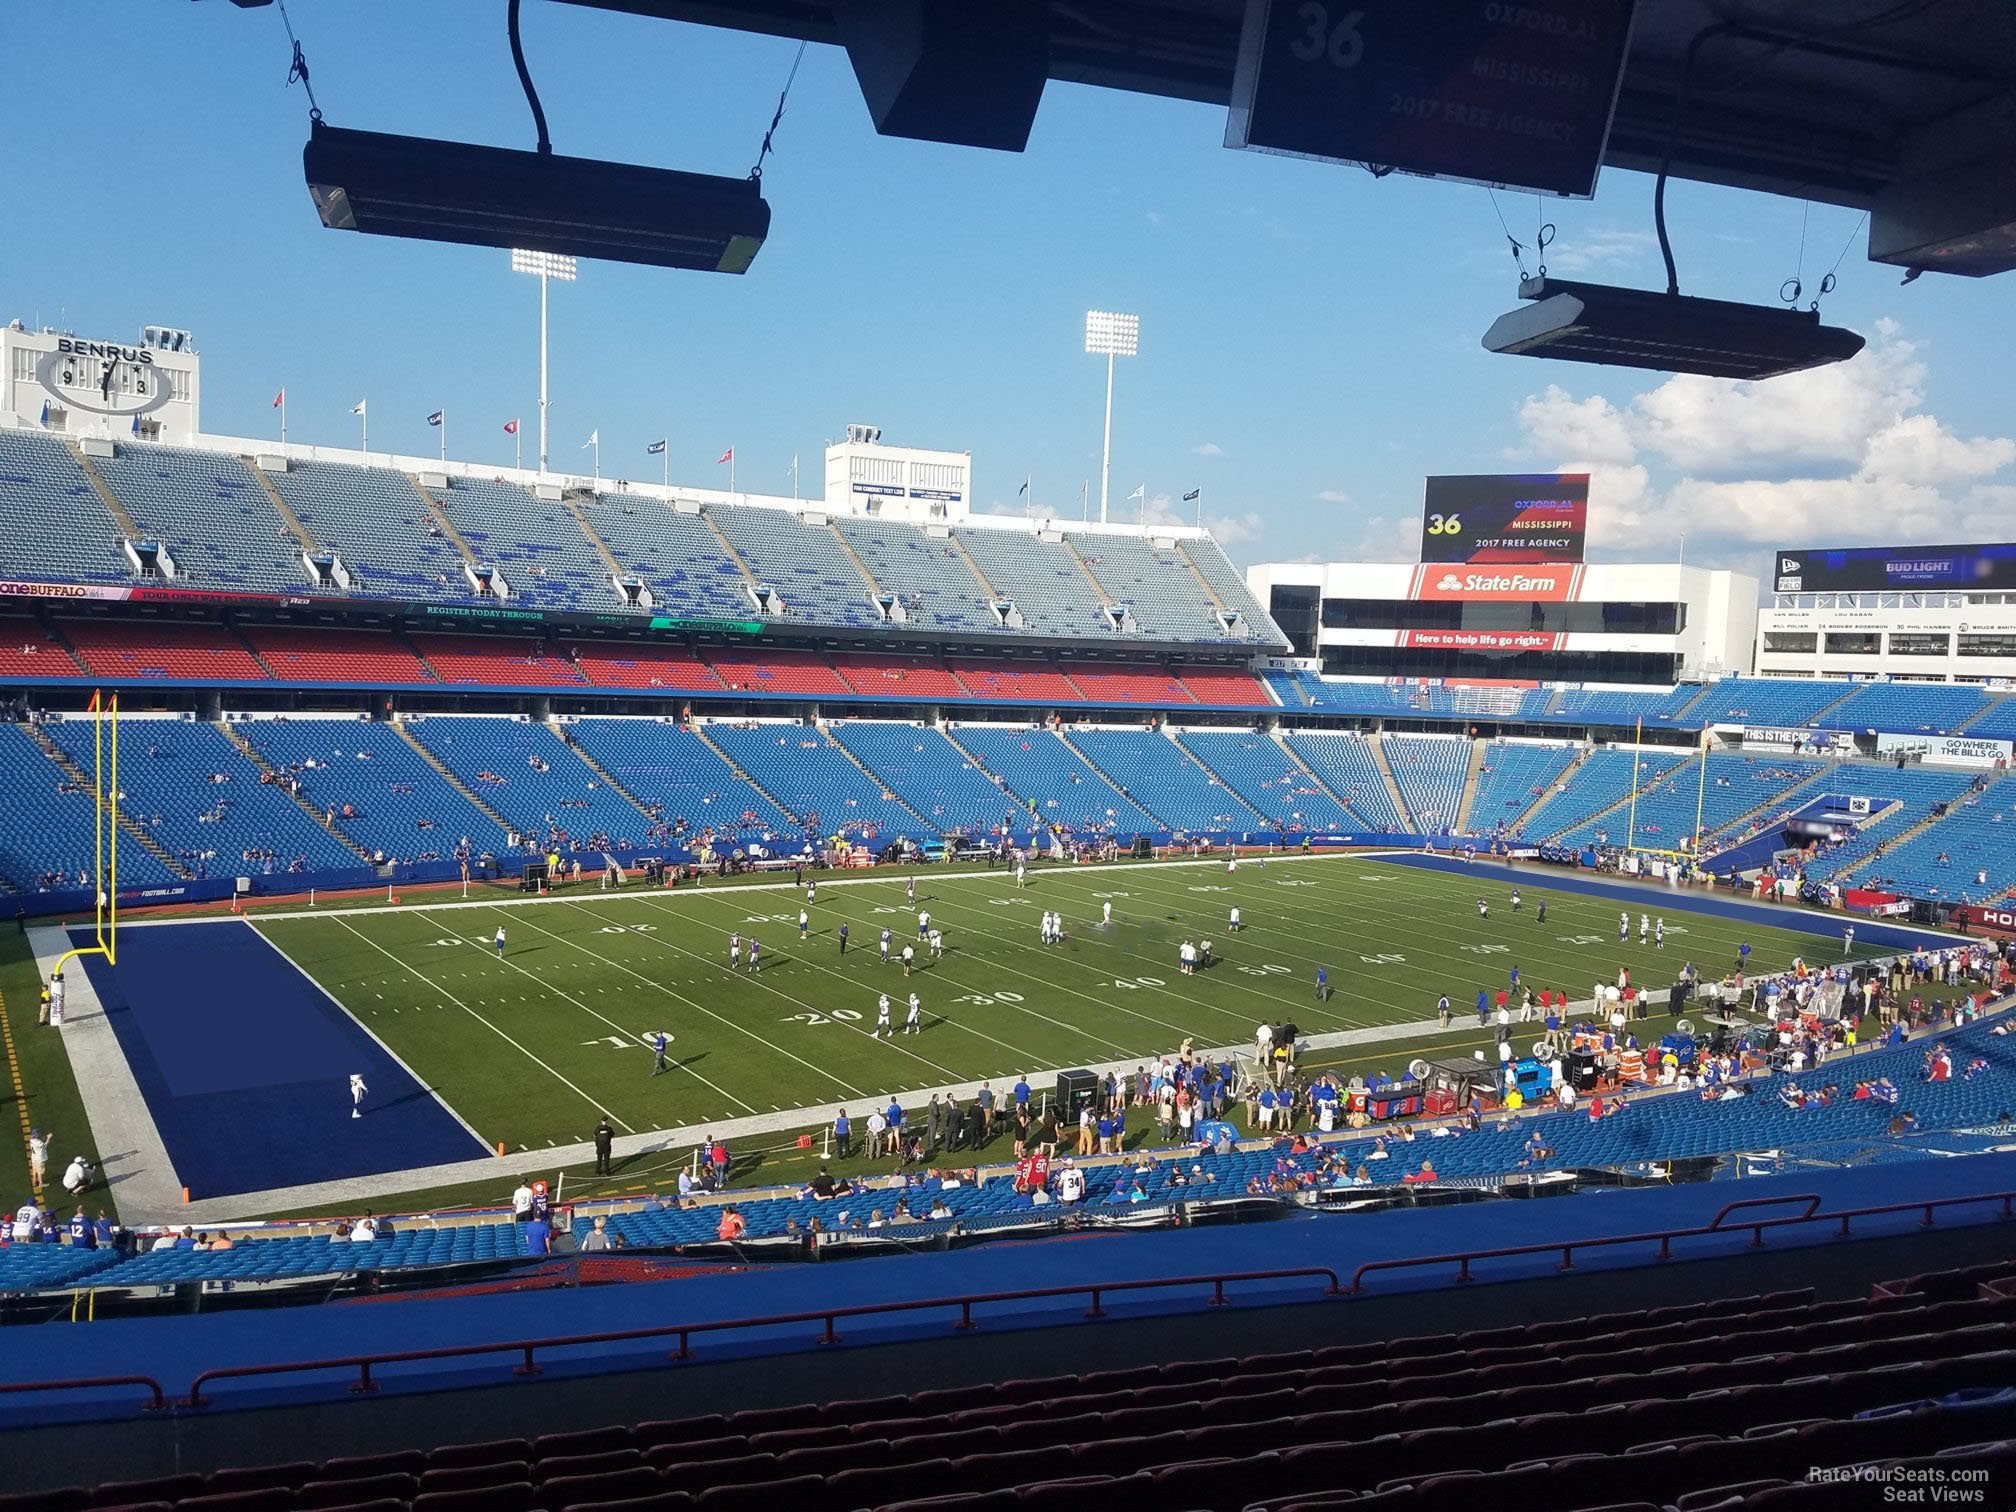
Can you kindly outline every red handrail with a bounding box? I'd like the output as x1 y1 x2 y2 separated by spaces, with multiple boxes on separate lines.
183 1265 1340 1407
0 1375 166 1412
1348 1189 2016 1292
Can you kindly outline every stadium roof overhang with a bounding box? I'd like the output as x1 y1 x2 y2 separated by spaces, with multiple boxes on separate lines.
554 0 2016 276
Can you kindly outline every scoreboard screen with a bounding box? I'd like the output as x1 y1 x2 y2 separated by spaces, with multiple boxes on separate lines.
1225 0 1638 198
1421 474 1588 564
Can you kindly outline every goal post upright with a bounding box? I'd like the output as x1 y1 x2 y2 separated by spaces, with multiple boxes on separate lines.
53 689 119 980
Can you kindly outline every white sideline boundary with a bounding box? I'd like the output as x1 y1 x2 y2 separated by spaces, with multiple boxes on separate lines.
30 849 1961 1226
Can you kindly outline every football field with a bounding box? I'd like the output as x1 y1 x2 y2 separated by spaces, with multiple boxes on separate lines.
244 852 1891 1156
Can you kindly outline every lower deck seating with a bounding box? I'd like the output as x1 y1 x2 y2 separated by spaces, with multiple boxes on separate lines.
1382 735 1469 833
1467 741 1579 835
0 724 180 888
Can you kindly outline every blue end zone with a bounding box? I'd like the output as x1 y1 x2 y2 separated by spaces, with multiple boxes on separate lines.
1373 852 1961 953
71 922 489 1200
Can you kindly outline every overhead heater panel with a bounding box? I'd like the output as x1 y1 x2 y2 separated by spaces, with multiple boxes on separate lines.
304 122 770 273
1482 276 1865 381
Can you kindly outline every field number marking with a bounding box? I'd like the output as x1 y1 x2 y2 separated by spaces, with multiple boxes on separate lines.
1461 944 1510 954
954 992 1026 1007
1360 952 1406 965
1236 963 1292 977
780 1008 866 1027
1110 976 1167 991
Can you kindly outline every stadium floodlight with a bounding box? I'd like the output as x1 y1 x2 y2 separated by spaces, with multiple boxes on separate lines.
512 249 577 475
1084 311 1139 525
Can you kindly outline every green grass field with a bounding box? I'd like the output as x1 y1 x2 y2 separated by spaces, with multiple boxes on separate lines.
252 853 1887 1158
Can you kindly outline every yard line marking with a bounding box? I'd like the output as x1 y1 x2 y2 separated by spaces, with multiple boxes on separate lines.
328 916 635 1134
641 892 1078 1069
252 921 487 1150
461 911 755 1116
514 904 873 1101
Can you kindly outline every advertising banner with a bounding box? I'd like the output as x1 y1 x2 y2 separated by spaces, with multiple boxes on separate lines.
1874 732 2014 768
1408 562 1584 602
1421 474 1589 563
1950 904 2016 935
1774 543 2016 593
1398 629 1564 652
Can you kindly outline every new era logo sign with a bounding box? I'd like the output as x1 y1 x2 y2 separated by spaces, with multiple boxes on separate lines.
1780 557 1801 572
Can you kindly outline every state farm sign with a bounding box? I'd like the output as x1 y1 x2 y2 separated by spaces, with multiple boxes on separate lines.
1409 563 1584 602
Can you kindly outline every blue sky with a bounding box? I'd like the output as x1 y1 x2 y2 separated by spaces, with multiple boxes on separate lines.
9 1 2014 580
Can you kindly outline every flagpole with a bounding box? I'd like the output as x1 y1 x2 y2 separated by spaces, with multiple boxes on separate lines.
663 444 670 489
356 402 367 453
514 425 522 472
791 453 799 501
440 409 447 463
1080 479 1088 523
731 451 737 498
279 392 287 447
1195 486 1203 528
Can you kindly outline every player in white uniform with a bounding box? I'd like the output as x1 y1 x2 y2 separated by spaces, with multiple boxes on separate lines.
879 928 891 964
799 909 810 940
1655 918 1666 949
1102 900 1113 927
1015 859 1026 888
1477 897 1488 918
730 932 742 968
493 926 507 957
905 993 922 1034
928 927 944 957
350 1073 368 1120
917 910 930 940
1229 905 1242 932
1639 913 1651 945
874 994 892 1037
1227 855 1238 875
1619 912 1630 943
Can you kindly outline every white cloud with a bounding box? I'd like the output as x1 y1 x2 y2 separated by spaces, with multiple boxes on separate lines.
1518 386 1635 466
1314 489 1352 505
1205 510 1263 547
1192 441 1226 458
1543 227 1655 276
1512 320 2016 567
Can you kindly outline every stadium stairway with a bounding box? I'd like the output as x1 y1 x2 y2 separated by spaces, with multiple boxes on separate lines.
392 722 520 839
406 477 492 589
34 621 98 678
1050 727 1171 825
554 728 663 825
21 721 188 878
1060 535 1119 608
1836 794 1980 888
824 522 891 605
64 438 145 541
1367 735 1413 827
243 459 325 559
217 723 374 862
560 493 632 590
819 727 930 827
1535 750 1697 846
1453 736 1488 832
946 529 1005 606
1271 732 1359 821
689 723 802 824
697 510 770 613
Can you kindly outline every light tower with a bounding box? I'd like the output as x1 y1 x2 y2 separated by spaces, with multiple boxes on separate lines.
1084 310 1139 526
511 249 577 473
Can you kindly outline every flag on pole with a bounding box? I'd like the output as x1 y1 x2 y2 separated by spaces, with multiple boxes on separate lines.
272 389 285 408
716 447 734 464
426 410 444 427
647 440 667 455
583 429 599 448
131 415 140 436
1182 488 1201 502
1126 485 1146 502
503 418 519 434
39 401 49 426
1018 480 1028 496
351 400 367 417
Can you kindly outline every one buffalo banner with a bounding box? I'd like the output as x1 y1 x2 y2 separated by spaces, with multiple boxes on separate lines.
1421 474 1588 563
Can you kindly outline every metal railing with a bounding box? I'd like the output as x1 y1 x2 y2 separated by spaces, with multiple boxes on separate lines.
0 1374 166 1412
183 1264 1342 1407
1346 1189 2016 1292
